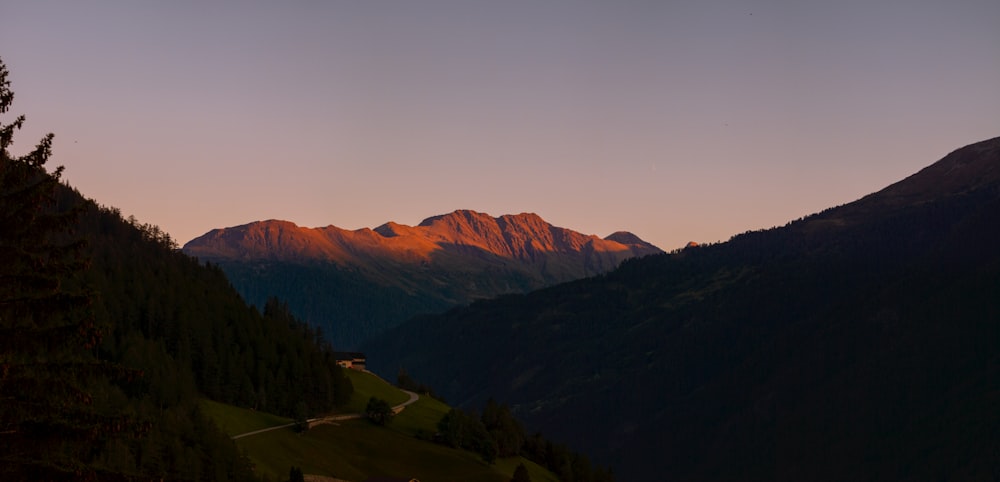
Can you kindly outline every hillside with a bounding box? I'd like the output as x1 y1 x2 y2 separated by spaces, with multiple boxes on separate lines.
3 59 333 480
203 370 563 482
2 103 353 481
183 210 661 347
52 189 355 480
365 136 1000 481
2 56 614 480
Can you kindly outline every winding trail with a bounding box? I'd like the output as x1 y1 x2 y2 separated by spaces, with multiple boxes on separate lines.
231 389 420 440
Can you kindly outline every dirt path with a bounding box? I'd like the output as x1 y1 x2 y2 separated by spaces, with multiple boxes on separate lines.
230 389 420 440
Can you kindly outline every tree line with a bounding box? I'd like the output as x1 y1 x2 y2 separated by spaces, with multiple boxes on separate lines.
1 57 352 481
74 199 355 479
435 400 616 482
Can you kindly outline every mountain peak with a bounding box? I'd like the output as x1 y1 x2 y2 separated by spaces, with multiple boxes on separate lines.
411 210 663 260
373 221 410 238
877 136 1000 204
184 219 349 261
183 210 663 348
806 136 1000 231
185 210 662 265
417 209 496 227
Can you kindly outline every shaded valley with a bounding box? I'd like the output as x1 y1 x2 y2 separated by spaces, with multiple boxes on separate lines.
365 136 1000 481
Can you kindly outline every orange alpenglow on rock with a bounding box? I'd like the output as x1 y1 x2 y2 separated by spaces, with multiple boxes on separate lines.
183 209 663 268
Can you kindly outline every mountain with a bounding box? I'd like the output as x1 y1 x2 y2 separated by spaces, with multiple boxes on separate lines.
183 210 661 347
364 137 1000 481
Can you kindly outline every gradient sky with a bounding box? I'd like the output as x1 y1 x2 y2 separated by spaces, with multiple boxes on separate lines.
3 1 999 250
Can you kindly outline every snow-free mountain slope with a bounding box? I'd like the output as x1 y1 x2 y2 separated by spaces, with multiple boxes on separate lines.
183 210 662 348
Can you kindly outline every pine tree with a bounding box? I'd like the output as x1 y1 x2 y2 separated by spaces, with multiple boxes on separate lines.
0 57 136 480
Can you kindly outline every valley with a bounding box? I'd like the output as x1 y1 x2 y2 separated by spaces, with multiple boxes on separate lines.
366 136 1000 480
4 46 1000 481
184 210 661 348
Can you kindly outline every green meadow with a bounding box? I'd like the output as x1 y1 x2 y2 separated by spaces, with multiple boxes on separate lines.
202 369 557 482
341 369 410 414
200 399 292 437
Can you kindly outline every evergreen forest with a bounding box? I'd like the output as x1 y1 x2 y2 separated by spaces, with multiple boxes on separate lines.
0 57 352 481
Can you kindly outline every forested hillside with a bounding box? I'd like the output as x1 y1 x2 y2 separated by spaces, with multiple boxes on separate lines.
57 189 355 480
1 58 351 480
80 200 354 410
366 136 1000 481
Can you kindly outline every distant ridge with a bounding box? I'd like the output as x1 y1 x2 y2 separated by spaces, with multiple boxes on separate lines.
185 209 660 266
183 210 662 348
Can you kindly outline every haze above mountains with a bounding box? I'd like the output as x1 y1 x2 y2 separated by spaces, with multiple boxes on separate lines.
183 210 662 348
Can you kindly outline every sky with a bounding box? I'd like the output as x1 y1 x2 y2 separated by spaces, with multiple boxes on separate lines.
2 1 999 250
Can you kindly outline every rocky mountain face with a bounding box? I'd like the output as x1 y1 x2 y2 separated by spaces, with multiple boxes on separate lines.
186 210 658 264
183 210 661 348
365 137 1000 481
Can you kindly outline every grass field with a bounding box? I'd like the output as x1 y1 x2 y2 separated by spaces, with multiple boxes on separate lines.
199 399 291 437
390 393 451 437
239 419 513 481
341 369 410 414
202 369 558 482
496 457 560 482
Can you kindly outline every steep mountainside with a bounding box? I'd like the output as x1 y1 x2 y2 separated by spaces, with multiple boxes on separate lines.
365 137 1000 481
183 210 661 347
71 189 353 480
3 173 352 480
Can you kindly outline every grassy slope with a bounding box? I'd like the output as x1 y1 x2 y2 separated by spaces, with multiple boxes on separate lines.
341 369 410 414
239 421 507 482
200 399 292 436
205 369 557 482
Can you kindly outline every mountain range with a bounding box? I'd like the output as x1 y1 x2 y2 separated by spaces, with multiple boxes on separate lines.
364 136 1000 481
183 210 661 348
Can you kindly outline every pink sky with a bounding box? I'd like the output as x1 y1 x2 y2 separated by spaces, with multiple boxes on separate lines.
3 1 999 250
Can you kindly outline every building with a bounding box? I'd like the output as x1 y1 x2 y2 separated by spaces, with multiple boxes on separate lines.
334 351 366 370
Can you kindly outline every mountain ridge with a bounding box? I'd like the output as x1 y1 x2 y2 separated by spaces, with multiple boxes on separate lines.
182 210 662 348
184 209 659 265
799 136 1000 233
